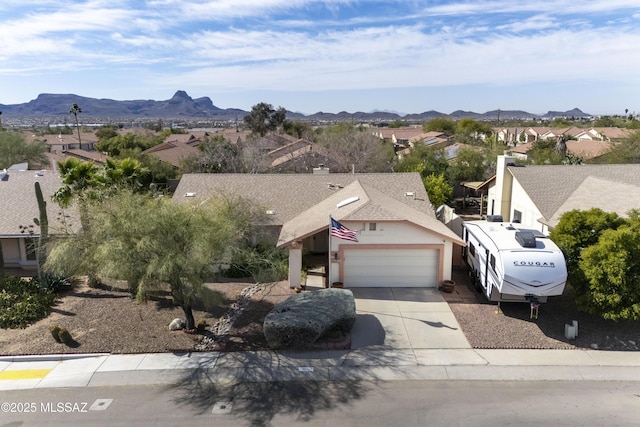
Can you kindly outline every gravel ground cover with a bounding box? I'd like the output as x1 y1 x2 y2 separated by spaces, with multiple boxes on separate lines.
443 268 639 351
1 269 638 355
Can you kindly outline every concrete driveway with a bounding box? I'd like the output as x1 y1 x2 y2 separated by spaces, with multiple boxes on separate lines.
349 288 471 350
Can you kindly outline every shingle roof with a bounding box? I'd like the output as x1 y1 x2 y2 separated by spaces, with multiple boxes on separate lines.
173 173 464 246
508 164 640 227
0 170 81 237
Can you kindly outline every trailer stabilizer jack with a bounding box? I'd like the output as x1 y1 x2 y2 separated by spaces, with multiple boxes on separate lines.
528 297 540 319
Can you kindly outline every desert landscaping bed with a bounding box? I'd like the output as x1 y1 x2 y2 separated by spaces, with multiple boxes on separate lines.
1 270 639 355
443 268 639 351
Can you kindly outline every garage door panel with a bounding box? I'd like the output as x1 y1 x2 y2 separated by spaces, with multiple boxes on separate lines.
344 248 439 288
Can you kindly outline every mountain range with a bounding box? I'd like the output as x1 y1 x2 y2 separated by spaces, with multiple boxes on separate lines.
0 90 592 122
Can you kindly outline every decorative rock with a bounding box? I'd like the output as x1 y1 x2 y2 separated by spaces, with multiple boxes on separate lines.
169 318 186 331
195 282 265 351
590 343 599 350
263 288 356 349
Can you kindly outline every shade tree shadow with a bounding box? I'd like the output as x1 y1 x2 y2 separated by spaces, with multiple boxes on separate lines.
166 348 405 427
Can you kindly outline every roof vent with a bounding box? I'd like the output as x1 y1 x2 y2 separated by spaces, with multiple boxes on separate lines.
184 192 196 197
404 191 415 197
515 231 537 248
337 196 359 208
265 210 276 215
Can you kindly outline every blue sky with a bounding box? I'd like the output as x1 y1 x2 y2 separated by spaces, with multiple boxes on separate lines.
1 1 639 115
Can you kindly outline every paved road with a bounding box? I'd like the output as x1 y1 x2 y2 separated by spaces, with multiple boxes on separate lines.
1 380 639 426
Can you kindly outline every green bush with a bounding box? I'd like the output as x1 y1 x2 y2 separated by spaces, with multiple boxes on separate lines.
50 325 62 343
224 245 289 283
0 276 57 328
32 273 72 293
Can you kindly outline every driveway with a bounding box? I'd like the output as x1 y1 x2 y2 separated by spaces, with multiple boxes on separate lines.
349 288 471 350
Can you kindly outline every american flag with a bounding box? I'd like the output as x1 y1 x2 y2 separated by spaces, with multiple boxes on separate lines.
330 217 358 242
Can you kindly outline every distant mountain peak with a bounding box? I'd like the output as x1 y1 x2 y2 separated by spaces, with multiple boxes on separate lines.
171 90 192 100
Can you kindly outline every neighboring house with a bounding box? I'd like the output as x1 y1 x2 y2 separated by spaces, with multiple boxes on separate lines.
510 138 612 161
393 131 450 159
486 155 640 235
494 127 526 145
373 127 449 153
142 136 202 169
173 173 465 289
0 169 81 272
43 132 98 153
62 149 108 164
588 127 633 142
267 139 331 173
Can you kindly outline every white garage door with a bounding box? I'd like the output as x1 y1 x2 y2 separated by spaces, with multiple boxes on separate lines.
343 248 439 287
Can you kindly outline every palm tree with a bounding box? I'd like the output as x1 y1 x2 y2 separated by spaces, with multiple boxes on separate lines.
104 157 151 191
555 135 567 160
69 103 82 147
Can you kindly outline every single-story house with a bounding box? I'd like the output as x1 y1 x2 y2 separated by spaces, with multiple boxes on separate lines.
173 173 465 289
0 169 81 272
486 155 640 234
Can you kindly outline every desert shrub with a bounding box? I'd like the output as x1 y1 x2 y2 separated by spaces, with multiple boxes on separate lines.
224 245 289 283
0 276 57 328
196 320 208 334
50 325 62 342
32 272 72 293
578 226 640 320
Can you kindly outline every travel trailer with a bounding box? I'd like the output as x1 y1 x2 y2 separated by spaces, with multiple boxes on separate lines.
462 218 567 304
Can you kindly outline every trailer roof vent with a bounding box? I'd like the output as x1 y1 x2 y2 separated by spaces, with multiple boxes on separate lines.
515 231 537 248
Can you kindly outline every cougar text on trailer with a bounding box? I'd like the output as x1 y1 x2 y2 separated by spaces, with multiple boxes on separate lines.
462 219 568 307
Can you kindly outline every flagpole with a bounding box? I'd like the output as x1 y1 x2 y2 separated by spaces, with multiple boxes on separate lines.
328 214 332 288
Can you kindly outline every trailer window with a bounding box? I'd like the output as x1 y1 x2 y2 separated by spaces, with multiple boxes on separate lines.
469 243 476 257
490 254 496 271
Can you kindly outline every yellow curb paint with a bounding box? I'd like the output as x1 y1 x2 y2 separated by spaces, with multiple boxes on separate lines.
0 369 52 380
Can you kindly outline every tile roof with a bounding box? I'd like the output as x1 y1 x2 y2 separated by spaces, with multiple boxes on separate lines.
508 164 640 227
142 139 200 168
591 127 633 140
0 170 81 237
173 173 464 246
64 149 108 163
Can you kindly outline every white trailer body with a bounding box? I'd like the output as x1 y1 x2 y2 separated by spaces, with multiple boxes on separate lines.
462 220 567 303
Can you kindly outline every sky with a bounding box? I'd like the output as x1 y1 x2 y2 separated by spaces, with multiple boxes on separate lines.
1 1 639 116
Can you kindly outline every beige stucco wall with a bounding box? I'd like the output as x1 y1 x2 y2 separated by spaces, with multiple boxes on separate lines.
328 221 454 285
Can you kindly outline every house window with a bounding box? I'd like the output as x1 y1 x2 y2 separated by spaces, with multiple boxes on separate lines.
25 238 37 261
368 223 377 231
469 243 476 258
513 210 522 223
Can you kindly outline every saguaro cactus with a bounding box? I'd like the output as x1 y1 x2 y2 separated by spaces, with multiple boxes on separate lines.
33 181 49 278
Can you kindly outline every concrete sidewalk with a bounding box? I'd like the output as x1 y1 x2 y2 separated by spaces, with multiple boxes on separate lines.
2 278 639 391
2 349 640 390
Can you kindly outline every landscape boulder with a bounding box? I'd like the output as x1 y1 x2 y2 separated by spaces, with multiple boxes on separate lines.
169 318 185 331
263 288 356 349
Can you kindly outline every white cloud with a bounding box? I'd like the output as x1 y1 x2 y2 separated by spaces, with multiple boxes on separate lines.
1 0 639 113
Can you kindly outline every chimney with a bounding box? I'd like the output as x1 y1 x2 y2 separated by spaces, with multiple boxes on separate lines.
492 155 516 221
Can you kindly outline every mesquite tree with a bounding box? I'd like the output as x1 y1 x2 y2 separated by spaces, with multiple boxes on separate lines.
46 190 257 330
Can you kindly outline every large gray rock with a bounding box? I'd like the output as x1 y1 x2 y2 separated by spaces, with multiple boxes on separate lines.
263 289 356 349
